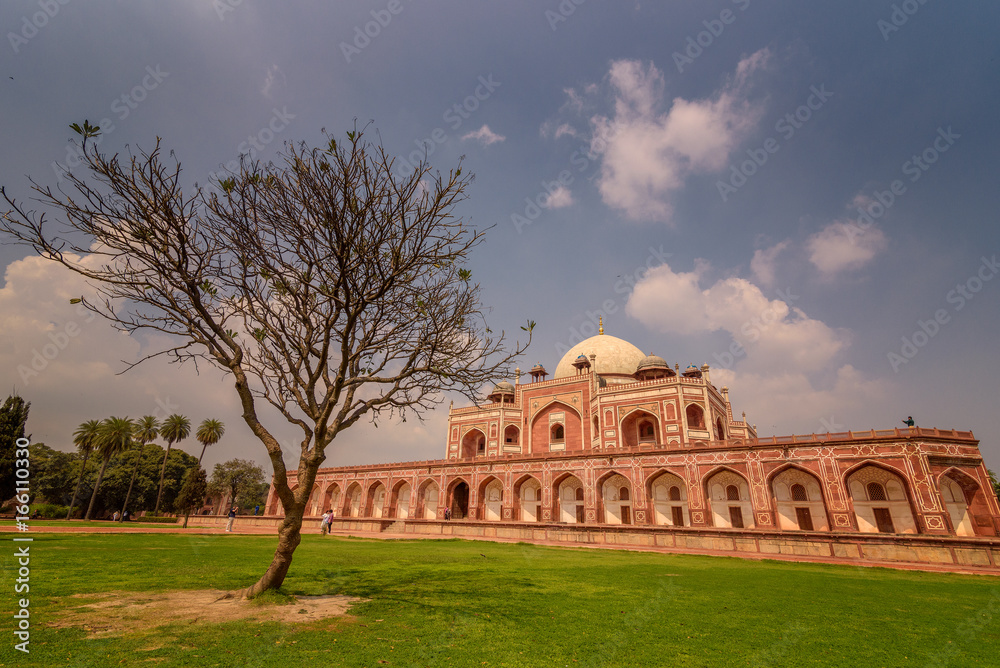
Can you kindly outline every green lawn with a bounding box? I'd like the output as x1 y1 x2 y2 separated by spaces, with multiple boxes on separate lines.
2 532 998 667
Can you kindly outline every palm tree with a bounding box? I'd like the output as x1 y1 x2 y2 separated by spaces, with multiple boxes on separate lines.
84 417 134 521
120 415 159 520
66 419 101 520
154 414 190 514
195 418 225 464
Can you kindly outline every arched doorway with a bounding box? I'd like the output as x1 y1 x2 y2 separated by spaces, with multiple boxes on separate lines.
940 473 976 536
621 410 659 448
771 468 829 531
515 476 542 522
460 429 486 458
367 483 388 518
418 480 439 520
600 473 633 524
323 484 341 517
480 478 503 521
394 482 412 519
450 481 470 519
847 465 917 534
706 469 754 528
343 483 362 518
555 475 585 523
649 471 689 526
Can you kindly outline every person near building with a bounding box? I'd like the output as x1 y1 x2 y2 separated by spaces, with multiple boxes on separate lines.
902 416 915 427
320 509 331 535
226 507 237 532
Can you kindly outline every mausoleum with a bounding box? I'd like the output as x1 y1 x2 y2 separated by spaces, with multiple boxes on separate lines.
261 323 1000 572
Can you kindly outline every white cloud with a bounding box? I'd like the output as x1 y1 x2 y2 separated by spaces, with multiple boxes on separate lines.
461 124 505 146
624 257 892 435
807 221 887 276
626 260 847 374
590 49 770 223
542 185 574 209
750 240 790 287
712 365 890 436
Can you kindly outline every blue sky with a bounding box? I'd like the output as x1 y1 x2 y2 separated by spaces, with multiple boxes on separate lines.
2 1 998 473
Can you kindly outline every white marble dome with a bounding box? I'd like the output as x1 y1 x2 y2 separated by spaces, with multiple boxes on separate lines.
553 334 647 380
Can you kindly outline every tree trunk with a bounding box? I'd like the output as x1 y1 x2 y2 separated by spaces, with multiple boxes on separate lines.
66 451 91 520
153 441 173 514
84 457 111 521
243 511 304 598
198 443 207 465
120 443 145 521
183 510 190 528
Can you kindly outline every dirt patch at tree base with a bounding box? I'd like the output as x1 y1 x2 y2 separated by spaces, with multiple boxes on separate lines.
49 590 361 637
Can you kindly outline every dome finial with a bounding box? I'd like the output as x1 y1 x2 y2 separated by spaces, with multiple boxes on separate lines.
598 315 604 335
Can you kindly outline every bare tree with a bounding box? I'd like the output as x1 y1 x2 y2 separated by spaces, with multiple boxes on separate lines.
1 124 529 597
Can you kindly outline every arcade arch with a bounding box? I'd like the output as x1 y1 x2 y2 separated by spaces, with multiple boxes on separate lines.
686 404 706 430
393 482 412 519
621 410 659 448
937 470 992 536
343 483 362 518
515 475 542 522
771 468 829 531
323 484 341 517
706 469 754 528
599 472 633 524
366 482 388 518
417 480 440 520
555 474 585 524
480 477 504 521
448 479 470 519
648 471 689 526
847 465 917 534
461 429 486 458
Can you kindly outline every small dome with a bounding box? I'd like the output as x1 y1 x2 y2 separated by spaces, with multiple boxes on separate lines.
682 364 702 378
636 354 669 371
492 380 515 394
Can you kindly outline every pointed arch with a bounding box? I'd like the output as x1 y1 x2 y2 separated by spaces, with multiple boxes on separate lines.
552 472 585 524
646 469 690 526
391 480 412 519
620 408 660 448
478 475 504 521
704 467 754 529
460 428 486 459
503 424 521 451
768 464 829 532
416 478 440 520
845 462 918 534
514 474 542 522
364 481 388 518
714 417 726 441
685 403 706 430
597 470 634 524
447 477 471 519
305 484 322 517
323 483 341 517
342 482 363 518
530 401 583 454
938 468 990 536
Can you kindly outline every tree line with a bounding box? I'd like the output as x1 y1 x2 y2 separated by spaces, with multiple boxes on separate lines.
0 396 266 520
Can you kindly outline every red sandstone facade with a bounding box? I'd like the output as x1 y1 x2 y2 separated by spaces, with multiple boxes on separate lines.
266 331 1000 568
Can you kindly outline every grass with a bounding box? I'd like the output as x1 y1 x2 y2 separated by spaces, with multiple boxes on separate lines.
2 531 998 667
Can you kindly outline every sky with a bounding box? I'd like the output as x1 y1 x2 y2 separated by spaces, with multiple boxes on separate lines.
2 1 998 476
